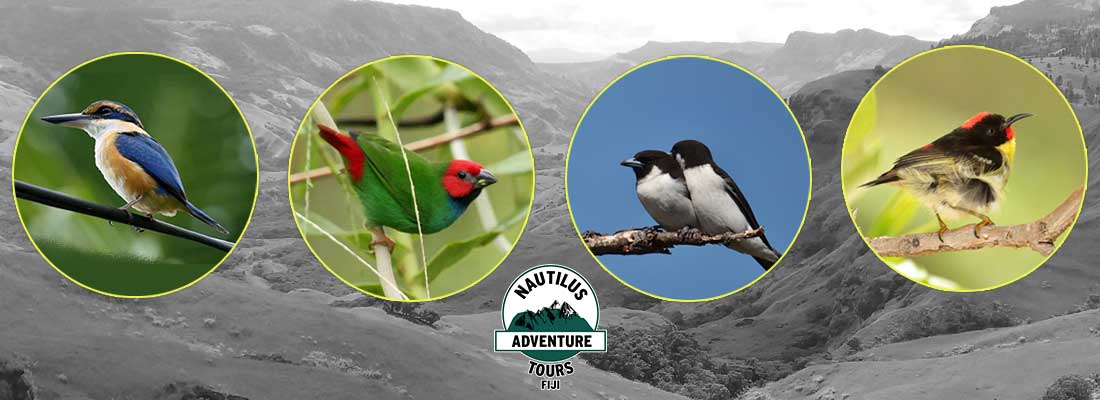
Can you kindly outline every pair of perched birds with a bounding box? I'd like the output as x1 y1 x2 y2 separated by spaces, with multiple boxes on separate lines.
621 140 781 270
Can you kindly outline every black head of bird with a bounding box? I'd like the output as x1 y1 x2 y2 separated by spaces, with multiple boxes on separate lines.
959 112 1032 145
621 150 682 180
670 139 714 169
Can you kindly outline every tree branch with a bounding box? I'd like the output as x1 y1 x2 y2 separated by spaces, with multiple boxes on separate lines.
287 114 519 183
868 187 1084 257
582 226 764 256
14 180 234 252
335 110 445 127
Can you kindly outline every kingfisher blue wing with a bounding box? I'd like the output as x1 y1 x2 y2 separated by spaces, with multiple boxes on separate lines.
113 131 187 202
113 131 229 235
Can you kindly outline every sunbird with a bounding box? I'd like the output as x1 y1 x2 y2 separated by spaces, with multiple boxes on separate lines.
41 100 229 235
860 112 1033 240
316 124 497 250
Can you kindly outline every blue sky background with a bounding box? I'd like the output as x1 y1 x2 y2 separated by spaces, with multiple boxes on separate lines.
568 57 810 300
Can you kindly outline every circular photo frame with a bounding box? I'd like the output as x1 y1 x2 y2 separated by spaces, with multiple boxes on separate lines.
840 45 1087 292
13 52 258 298
566 55 812 302
288 55 535 302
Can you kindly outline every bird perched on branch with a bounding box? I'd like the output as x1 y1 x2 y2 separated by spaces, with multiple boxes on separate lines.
620 150 697 231
861 112 1032 240
41 100 228 235
671 140 780 270
316 124 497 251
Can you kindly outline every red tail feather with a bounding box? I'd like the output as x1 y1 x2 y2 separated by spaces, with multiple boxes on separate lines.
317 124 364 182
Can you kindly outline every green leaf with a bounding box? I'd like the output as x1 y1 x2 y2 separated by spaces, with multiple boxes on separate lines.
454 73 509 115
390 65 476 121
495 208 529 231
328 70 374 117
301 211 353 236
355 283 384 295
485 151 533 176
389 84 441 123
415 208 528 285
374 57 442 90
421 230 502 284
299 211 375 250
868 190 922 237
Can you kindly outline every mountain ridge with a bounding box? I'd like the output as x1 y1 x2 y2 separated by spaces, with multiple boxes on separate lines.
539 28 930 95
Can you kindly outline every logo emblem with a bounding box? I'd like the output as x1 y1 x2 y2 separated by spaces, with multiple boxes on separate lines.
494 264 606 363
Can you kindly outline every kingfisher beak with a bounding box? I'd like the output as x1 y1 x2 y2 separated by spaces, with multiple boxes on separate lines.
620 157 643 168
475 169 498 188
1004 113 1033 127
41 113 91 128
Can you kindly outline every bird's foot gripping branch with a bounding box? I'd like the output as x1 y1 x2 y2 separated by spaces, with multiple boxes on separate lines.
582 226 765 256
868 187 1084 257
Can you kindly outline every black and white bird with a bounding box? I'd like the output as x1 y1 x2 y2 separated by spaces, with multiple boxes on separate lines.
671 140 780 270
620 150 698 231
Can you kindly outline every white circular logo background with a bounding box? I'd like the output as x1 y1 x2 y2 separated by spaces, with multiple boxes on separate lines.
501 264 600 329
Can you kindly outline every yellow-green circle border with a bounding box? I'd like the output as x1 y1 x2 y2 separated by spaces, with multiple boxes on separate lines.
838 44 1089 292
286 54 536 303
563 54 814 303
10 51 261 299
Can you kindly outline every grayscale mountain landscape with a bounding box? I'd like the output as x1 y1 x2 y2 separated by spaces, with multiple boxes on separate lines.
1 0 1099 399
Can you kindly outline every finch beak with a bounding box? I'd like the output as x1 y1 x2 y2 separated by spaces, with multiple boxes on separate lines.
41 113 92 128
1004 113 1033 127
475 169 498 188
620 157 643 168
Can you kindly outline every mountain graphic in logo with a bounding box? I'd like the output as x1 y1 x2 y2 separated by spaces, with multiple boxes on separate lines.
506 301 592 332
495 264 606 363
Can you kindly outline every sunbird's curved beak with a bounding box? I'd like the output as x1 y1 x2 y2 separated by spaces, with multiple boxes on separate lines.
620 157 643 168
41 113 91 128
1004 113 1033 128
476 169 498 188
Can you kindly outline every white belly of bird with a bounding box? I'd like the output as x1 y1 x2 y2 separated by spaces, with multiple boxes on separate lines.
94 137 180 217
896 163 1009 221
683 166 775 260
635 172 697 230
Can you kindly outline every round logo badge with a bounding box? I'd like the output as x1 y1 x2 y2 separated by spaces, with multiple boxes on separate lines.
494 264 606 362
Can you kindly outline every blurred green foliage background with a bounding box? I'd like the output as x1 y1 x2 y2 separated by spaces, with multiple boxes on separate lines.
842 46 1086 291
14 53 258 297
289 56 534 301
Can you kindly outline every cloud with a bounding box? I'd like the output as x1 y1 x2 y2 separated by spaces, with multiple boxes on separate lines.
381 0 1020 57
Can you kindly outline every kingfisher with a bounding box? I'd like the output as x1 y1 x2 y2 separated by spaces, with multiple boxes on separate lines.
41 100 229 235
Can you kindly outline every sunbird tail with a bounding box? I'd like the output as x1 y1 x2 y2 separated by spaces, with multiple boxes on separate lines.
860 170 900 188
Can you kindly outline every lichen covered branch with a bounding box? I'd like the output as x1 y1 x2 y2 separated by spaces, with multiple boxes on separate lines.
582 227 764 256
868 187 1084 257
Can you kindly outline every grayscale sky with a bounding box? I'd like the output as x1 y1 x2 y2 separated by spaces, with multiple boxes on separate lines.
380 1 1020 62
